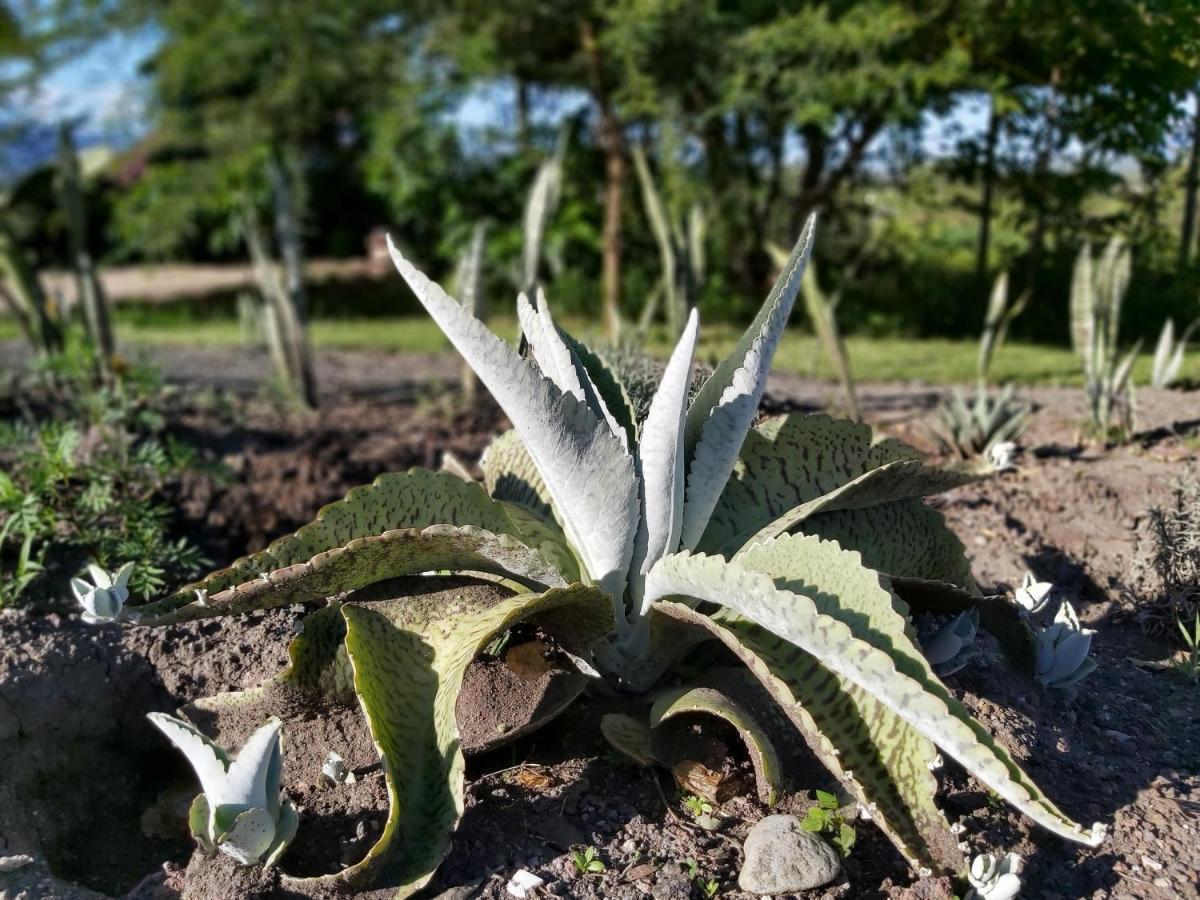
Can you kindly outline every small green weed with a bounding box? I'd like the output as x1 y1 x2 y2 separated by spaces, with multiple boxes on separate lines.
800 790 857 858
570 845 605 875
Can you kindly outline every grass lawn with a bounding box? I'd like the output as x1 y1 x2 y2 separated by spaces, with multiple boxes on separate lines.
2 310 1196 386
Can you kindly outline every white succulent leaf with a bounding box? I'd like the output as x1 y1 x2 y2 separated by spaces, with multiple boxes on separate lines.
679 215 816 549
71 561 134 623
921 609 979 675
522 155 561 289
506 869 545 898
321 751 348 784
986 441 1017 472
631 309 699 609
0 855 35 872
1033 600 1096 687
966 852 1023 900
517 291 582 401
1013 573 1053 615
148 713 291 865
389 237 638 599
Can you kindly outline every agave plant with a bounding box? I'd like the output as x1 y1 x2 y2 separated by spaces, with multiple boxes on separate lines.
127 218 1101 894
928 385 1029 461
1070 239 1140 441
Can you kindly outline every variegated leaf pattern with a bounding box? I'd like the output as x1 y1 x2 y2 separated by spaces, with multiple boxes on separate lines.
649 686 782 806
643 548 1104 849
701 413 969 554
651 601 960 873
134 524 571 625
479 430 555 522
800 499 977 592
679 216 816 549
334 583 612 894
134 470 576 621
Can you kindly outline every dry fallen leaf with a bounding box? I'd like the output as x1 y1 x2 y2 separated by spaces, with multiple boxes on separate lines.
625 863 657 883
505 640 552 681
511 767 556 791
671 759 725 803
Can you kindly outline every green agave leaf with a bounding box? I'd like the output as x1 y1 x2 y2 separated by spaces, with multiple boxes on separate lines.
135 469 577 621
727 534 967 868
736 458 981 553
480 430 555 521
679 216 816 549
649 685 782 806
330 582 612 895
600 713 656 766
558 330 638 445
651 601 960 873
644 547 1105 849
702 413 927 553
134 524 571 625
800 499 977 592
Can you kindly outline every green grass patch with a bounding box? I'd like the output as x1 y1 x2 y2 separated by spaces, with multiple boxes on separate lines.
4 307 1197 386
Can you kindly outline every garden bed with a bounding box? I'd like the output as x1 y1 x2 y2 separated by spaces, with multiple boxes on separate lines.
1 351 1197 900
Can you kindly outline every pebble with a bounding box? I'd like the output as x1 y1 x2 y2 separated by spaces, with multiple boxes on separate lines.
738 814 842 895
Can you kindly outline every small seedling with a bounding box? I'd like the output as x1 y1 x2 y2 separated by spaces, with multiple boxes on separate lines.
801 790 857 857
680 793 712 819
570 845 605 875
698 876 720 897
1171 613 1200 683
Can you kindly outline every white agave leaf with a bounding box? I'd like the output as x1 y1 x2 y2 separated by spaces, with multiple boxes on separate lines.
643 551 1104 847
679 215 816 549
631 309 699 606
86 563 112 589
1069 244 1093 364
147 713 232 809
522 153 562 290
389 238 638 597
219 718 283 813
218 807 276 865
518 291 581 399
1112 342 1141 393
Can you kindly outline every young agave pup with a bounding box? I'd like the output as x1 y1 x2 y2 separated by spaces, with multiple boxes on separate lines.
131 216 1102 894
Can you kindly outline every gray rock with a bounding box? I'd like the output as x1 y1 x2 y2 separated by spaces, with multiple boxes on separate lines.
738 814 842 895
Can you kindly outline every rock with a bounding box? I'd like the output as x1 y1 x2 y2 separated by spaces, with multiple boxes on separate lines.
738 814 842 895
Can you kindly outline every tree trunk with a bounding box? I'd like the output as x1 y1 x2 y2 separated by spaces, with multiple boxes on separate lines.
1024 69 1061 296
1180 91 1200 269
58 122 114 367
581 19 623 341
975 98 1000 288
515 79 531 156
268 154 318 408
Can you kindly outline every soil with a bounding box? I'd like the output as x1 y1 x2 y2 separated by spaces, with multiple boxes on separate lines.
1 344 1198 900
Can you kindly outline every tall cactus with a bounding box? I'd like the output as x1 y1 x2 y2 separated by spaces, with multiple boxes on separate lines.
1071 238 1139 440
631 144 705 337
57 122 113 366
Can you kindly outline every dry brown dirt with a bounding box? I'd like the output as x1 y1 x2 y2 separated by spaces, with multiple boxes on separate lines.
1 349 1198 900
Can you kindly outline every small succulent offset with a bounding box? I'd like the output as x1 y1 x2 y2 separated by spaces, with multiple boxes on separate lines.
964 852 1022 900
928 386 1028 462
126 218 1102 894
1033 600 1097 687
71 561 134 623
1013 573 1054 615
147 713 298 867
921 609 980 677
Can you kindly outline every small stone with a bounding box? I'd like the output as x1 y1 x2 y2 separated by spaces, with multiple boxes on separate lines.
738 814 842 895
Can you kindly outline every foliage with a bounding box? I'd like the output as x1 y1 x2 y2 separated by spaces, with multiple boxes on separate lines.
1070 238 1139 442
800 790 857 858
147 714 298 867
1032 600 1097 688
1171 614 1200 684
1144 478 1200 634
928 386 1028 461
0 349 209 608
1150 317 1198 389
120 223 1106 896
569 845 605 875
